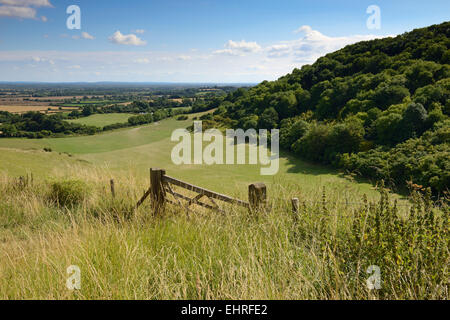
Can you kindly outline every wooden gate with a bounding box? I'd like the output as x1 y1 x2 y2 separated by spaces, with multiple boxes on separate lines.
136 168 267 215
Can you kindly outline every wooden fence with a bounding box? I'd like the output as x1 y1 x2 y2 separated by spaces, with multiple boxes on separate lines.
136 168 267 215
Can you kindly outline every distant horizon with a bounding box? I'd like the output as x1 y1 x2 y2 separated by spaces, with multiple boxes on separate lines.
0 81 257 86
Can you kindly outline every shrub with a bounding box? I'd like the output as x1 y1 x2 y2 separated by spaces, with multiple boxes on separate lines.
292 123 331 162
258 107 279 129
345 187 448 298
280 118 310 149
49 180 90 207
293 185 449 299
176 115 189 121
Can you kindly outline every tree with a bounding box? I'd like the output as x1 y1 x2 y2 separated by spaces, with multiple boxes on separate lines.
413 84 445 109
0 124 17 137
328 120 365 155
373 113 403 145
269 91 297 119
280 119 310 149
258 107 279 129
399 102 428 140
82 106 93 117
373 83 410 109
405 61 439 92
292 123 331 162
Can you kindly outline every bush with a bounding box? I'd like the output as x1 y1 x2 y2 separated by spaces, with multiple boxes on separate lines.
49 180 90 207
176 115 189 121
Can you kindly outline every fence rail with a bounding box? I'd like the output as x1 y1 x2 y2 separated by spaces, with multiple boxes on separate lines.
133 168 440 216
136 168 267 215
163 175 250 208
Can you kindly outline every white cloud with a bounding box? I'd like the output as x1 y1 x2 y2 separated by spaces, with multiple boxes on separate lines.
213 48 235 56
0 5 35 18
177 55 192 61
227 40 262 52
214 40 262 56
31 56 54 65
0 0 52 6
71 32 95 40
81 32 95 40
266 44 291 58
68 65 81 69
0 0 52 20
109 31 146 46
134 58 150 64
247 65 266 71
134 29 145 34
293 25 314 34
268 25 384 63
157 57 173 62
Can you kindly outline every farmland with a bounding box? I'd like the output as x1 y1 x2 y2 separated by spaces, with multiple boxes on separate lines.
66 113 135 128
0 105 79 114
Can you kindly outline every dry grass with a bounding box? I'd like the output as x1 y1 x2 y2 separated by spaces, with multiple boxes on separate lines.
0 168 447 300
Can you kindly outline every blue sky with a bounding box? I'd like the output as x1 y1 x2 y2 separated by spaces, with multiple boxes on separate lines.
0 0 449 82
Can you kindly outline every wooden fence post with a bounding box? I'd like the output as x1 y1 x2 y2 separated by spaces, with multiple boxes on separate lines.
150 168 166 215
248 183 267 213
292 197 299 222
110 179 115 198
292 198 299 214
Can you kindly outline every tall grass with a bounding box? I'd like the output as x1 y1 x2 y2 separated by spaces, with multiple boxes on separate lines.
0 170 448 300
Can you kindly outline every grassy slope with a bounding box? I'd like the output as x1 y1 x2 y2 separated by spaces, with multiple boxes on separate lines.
0 113 384 201
0 113 445 300
66 113 135 128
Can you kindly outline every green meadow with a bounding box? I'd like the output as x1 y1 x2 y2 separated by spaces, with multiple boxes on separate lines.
67 113 135 128
0 113 382 200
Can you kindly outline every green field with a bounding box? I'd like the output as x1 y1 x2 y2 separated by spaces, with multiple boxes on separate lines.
0 112 386 201
67 113 134 128
0 112 446 300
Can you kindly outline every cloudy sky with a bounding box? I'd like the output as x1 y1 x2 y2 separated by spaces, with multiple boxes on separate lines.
0 0 449 83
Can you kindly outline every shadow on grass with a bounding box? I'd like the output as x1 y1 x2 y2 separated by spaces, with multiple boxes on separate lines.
281 148 410 199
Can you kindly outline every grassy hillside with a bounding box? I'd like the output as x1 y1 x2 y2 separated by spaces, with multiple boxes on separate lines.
205 22 450 195
0 112 447 299
0 114 388 200
0 162 447 299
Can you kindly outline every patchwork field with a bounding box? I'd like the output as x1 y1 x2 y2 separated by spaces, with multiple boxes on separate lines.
0 95 129 114
0 105 79 113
